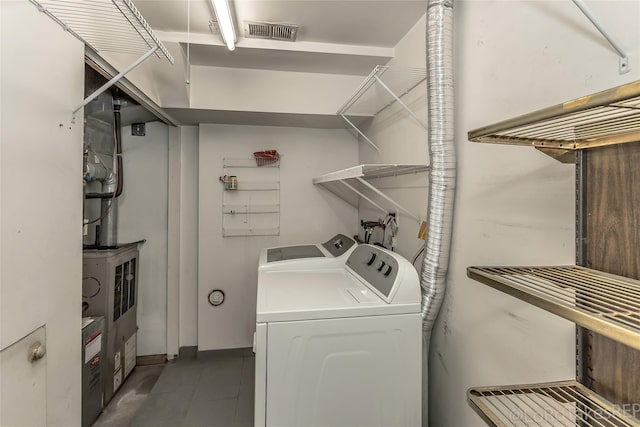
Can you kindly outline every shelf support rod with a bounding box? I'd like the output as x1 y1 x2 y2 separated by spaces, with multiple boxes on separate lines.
572 0 630 74
355 177 421 222
373 75 428 130
338 180 387 215
339 114 379 151
72 46 159 118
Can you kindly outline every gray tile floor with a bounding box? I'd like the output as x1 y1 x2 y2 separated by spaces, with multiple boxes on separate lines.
94 349 255 427
130 348 255 427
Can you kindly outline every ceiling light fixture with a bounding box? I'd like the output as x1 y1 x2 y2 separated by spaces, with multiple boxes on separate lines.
210 0 236 51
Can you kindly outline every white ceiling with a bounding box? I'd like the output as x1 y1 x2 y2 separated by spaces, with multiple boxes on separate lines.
134 0 426 75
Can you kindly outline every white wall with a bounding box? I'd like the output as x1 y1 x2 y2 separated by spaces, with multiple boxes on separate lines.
438 1 640 426
198 124 358 350
358 14 429 261
118 122 170 356
167 125 200 355
358 2 640 426
190 66 363 115
179 126 200 348
1 2 84 424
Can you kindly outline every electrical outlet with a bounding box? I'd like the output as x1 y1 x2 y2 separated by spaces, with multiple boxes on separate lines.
131 123 145 136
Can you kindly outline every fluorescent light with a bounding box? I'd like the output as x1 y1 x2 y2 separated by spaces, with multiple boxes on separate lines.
211 0 236 51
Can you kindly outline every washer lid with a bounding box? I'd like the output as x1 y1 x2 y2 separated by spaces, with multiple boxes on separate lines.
256 269 420 323
266 245 324 262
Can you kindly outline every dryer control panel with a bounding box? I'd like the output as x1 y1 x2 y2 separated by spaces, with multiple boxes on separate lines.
321 234 356 258
346 245 402 302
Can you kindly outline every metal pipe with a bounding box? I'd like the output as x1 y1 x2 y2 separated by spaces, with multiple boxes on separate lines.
85 162 109 182
420 0 456 425
85 101 123 199
99 177 118 247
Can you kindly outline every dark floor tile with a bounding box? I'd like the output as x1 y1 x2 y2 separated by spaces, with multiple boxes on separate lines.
197 347 253 360
130 389 193 427
151 365 203 394
182 397 237 427
240 356 255 384
93 364 165 427
234 387 255 427
193 368 242 400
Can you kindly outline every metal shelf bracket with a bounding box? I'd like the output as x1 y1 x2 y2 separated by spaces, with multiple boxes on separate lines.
73 46 158 121
573 0 631 74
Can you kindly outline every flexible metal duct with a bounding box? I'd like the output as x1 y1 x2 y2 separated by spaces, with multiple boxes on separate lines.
421 0 455 425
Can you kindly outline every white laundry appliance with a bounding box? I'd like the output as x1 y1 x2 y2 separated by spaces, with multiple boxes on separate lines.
258 233 357 271
254 244 422 427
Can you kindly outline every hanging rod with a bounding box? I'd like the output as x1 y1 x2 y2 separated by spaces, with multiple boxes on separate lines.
572 0 630 74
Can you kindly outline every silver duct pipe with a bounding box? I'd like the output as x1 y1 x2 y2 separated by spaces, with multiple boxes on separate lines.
421 0 455 425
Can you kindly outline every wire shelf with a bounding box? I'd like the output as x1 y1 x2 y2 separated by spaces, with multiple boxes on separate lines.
30 0 174 63
468 380 640 427
312 164 429 184
467 265 640 351
337 66 427 150
468 80 640 150
313 164 428 222
223 227 280 237
223 158 280 168
338 66 427 118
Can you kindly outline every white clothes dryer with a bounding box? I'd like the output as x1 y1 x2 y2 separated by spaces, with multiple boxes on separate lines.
258 233 357 271
254 244 422 427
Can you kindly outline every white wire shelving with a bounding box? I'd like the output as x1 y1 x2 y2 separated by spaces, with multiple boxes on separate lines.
222 158 280 238
30 0 174 118
338 66 427 150
313 164 429 222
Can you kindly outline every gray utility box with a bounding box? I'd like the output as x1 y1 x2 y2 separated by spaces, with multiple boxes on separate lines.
83 245 139 405
82 316 105 427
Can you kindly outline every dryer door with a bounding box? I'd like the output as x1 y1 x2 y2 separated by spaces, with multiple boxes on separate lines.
265 314 421 427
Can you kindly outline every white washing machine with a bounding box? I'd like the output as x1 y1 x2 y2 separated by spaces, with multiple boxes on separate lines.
258 233 357 271
254 244 422 427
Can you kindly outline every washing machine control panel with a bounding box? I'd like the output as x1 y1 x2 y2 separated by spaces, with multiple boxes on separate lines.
346 245 400 301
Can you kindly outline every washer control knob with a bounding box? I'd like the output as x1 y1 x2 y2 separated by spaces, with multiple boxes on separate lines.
366 253 377 266
384 265 393 277
377 261 386 272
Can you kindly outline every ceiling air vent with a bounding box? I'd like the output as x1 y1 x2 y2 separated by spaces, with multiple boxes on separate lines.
244 21 298 41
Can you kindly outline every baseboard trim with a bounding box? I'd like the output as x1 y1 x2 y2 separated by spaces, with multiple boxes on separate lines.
136 354 167 366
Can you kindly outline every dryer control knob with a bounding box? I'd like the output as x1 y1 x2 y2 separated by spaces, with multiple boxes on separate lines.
377 261 386 271
366 253 377 266
384 265 393 277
